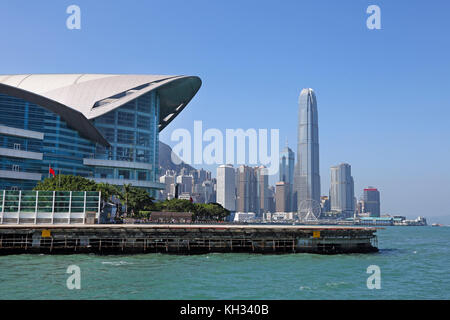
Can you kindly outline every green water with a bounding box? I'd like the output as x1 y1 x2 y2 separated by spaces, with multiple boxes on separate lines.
0 226 449 299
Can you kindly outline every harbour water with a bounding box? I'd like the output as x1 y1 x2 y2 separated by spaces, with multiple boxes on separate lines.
0 226 448 300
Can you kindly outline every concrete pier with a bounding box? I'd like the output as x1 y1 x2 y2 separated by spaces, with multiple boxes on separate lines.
0 224 379 255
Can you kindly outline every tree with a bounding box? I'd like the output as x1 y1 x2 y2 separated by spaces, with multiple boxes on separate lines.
34 175 97 191
159 199 195 213
96 183 119 203
128 187 154 216
118 184 133 216
148 199 230 221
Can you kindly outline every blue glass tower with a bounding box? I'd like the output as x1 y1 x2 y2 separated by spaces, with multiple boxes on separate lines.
279 145 294 211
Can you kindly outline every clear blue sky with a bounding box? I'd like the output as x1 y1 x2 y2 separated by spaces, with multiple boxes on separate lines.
0 0 449 220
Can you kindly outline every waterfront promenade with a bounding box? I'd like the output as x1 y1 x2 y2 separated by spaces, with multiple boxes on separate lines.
0 224 379 255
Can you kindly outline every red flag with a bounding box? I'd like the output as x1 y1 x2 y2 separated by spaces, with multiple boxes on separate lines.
49 167 55 177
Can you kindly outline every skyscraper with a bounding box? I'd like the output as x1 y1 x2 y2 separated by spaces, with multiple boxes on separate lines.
236 165 255 213
329 163 355 217
256 166 269 216
176 174 193 194
216 164 236 211
275 181 289 212
363 187 381 217
279 145 295 212
279 146 295 185
159 170 175 199
295 88 321 213
235 165 269 216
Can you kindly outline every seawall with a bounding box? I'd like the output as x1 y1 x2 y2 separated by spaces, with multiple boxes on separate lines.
0 224 379 255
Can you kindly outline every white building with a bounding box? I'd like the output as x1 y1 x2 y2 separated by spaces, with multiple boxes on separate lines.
159 171 175 199
233 212 256 223
216 164 235 211
264 212 295 222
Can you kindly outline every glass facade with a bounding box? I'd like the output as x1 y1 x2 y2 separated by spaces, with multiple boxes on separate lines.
0 90 161 196
0 93 96 191
91 91 160 196
296 88 321 212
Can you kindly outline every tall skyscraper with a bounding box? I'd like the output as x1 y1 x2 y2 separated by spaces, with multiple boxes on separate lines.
275 181 289 212
329 163 355 217
236 165 258 213
295 88 321 213
216 164 236 211
363 187 380 217
256 166 269 215
279 145 295 212
279 146 295 185
235 165 268 216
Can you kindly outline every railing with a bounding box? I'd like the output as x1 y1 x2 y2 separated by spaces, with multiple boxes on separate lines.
0 190 101 224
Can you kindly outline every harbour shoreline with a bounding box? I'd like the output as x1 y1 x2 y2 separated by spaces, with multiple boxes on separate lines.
0 224 379 255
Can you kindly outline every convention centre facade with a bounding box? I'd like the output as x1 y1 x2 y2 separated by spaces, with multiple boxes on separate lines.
0 74 201 197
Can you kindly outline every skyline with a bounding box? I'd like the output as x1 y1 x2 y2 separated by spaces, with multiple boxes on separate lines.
0 0 449 220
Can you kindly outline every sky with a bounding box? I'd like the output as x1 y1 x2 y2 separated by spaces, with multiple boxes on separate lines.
0 0 449 221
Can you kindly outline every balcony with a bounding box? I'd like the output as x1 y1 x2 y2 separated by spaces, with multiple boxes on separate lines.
0 147 43 160
83 158 153 170
0 170 42 181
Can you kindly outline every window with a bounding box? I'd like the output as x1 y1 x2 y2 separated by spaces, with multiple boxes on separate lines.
137 171 147 181
117 111 135 128
117 130 134 144
137 132 150 147
136 149 149 162
98 127 115 142
137 116 150 129
116 147 134 161
95 167 114 179
118 169 132 180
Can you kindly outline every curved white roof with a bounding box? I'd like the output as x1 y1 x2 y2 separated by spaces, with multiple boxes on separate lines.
0 74 201 145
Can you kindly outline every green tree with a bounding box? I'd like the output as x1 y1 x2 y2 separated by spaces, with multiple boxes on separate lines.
118 183 133 216
147 199 230 221
128 187 154 216
95 183 119 202
159 198 195 213
34 175 97 191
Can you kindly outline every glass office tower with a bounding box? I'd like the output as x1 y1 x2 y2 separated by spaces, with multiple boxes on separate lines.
295 88 321 213
329 163 355 217
279 146 294 212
